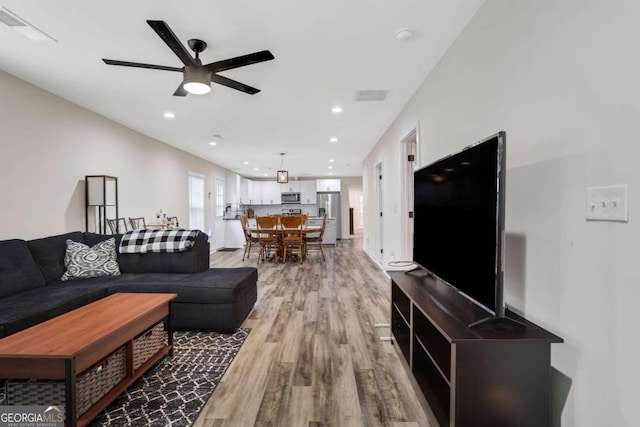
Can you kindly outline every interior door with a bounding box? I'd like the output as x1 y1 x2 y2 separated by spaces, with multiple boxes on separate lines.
214 177 225 250
375 162 383 263
402 128 418 260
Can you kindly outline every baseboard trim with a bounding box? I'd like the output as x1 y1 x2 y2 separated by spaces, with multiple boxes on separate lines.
362 247 384 269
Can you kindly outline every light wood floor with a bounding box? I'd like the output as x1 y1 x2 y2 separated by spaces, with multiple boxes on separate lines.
193 236 432 427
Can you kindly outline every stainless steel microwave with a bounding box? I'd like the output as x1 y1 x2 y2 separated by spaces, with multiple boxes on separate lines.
281 192 301 203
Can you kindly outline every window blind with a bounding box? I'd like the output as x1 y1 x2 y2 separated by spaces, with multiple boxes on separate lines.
188 173 205 231
216 180 224 217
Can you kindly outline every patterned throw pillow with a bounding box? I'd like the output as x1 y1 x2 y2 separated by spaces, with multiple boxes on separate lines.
61 238 121 281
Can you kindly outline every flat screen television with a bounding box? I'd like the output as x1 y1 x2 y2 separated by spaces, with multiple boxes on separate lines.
413 131 510 326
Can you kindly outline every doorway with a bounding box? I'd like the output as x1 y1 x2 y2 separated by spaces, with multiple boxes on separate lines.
213 176 225 250
375 162 383 263
401 127 418 260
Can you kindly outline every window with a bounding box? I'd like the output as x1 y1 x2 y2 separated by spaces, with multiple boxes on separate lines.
216 179 224 217
188 173 205 231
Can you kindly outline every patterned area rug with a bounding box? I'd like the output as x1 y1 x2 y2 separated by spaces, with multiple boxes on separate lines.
89 328 249 426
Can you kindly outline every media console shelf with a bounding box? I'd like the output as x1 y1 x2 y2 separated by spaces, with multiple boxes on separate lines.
389 271 562 427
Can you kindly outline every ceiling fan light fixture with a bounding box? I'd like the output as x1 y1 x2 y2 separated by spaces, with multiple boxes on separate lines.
183 66 211 95
183 81 211 95
103 21 274 96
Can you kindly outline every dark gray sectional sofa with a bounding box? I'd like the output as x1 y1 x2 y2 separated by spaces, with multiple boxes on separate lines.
0 231 257 338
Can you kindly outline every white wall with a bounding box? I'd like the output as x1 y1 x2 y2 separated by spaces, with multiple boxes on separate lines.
363 0 640 425
0 70 231 240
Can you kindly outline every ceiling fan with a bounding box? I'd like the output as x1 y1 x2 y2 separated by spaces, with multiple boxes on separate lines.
102 20 274 96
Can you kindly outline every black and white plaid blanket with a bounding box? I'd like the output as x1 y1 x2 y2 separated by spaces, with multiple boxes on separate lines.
119 229 200 254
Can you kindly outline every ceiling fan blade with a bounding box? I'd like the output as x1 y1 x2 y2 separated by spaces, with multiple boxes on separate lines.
146 20 197 66
204 50 274 73
173 83 188 97
102 59 183 72
210 74 260 95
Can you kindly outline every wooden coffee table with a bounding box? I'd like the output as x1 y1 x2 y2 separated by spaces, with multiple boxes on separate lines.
0 293 177 427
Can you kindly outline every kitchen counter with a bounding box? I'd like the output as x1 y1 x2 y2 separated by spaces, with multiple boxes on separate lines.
307 217 337 244
224 219 245 248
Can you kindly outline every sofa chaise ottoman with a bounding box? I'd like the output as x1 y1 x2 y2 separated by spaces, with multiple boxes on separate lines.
0 230 257 337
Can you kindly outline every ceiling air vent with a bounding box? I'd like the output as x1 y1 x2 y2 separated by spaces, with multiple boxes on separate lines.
354 90 389 102
0 8 56 42
0 9 23 26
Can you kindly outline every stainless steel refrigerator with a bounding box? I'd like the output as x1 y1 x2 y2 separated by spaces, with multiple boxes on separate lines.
316 192 341 239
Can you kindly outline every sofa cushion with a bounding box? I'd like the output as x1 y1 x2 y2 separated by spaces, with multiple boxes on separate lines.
46 273 141 289
84 232 209 274
61 238 121 281
0 239 46 298
0 283 108 337
27 232 85 283
106 267 258 304
84 232 122 249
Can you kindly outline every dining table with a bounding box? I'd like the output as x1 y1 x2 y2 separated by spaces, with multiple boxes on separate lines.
247 224 322 263
145 222 176 230
246 225 322 235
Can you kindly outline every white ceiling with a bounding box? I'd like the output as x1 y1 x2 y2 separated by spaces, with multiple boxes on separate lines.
0 0 483 179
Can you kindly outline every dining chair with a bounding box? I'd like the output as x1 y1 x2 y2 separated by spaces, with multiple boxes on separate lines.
240 215 259 262
128 217 146 229
256 215 280 264
106 218 128 234
303 214 327 261
279 215 305 264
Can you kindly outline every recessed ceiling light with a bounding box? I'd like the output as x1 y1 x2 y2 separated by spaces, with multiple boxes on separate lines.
243 161 249 165
329 172 334 176
253 168 259 171
329 137 338 143
329 159 335 162
209 141 217 146
163 112 175 119
331 106 343 113
328 166 333 169
263 173 268 177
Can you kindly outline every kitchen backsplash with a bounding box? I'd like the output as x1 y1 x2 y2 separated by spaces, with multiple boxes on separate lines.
249 204 319 217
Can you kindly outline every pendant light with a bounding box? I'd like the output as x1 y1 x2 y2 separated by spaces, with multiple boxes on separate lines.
277 153 288 183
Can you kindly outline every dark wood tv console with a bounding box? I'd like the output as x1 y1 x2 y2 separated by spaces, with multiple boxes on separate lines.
389 271 562 427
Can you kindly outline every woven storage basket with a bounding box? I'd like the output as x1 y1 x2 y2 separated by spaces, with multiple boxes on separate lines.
133 322 165 370
6 346 126 416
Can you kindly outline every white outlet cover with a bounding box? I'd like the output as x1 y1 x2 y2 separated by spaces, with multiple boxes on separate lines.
585 185 628 222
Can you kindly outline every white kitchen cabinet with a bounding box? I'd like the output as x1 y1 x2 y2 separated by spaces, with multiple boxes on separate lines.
262 182 281 204
226 173 240 204
300 181 317 204
240 178 252 204
316 179 341 192
250 181 280 204
250 180 262 204
279 181 301 193
223 220 245 249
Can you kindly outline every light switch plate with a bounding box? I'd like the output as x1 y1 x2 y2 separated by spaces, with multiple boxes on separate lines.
585 185 628 222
